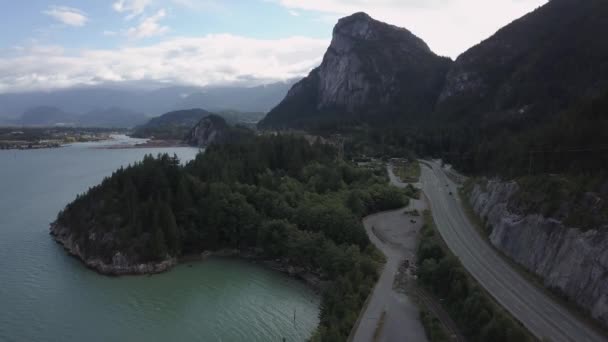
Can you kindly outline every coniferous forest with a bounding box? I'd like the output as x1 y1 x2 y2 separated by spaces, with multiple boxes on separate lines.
55 134 415 341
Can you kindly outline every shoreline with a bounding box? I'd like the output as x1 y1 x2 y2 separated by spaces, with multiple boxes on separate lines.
98 139 190 149
50 223 324 292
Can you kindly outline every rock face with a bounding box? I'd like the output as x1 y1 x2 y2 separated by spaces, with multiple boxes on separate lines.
259 12 452 128
50 223 177 275
185 114 231 147
469 180 608 326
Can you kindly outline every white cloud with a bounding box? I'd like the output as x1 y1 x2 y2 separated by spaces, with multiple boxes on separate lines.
112 0 152 19
102 30 118 36
126 9 170 39
272 0 548 58
43 6 88 27
288 10 300 16
0 35 329 93
171 0 224 11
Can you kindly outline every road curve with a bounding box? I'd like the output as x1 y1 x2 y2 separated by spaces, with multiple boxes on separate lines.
350 167 428 342
420 161 607 342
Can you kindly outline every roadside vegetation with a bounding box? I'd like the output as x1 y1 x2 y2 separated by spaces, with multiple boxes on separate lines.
56 134 414 341
416 210 532 342
419 309 449 342
394 159 421 183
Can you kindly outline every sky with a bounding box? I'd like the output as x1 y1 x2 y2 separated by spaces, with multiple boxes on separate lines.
0 0 548 93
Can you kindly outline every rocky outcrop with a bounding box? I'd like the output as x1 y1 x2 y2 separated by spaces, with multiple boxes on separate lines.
468 180 608 326
51 223 324 288
259 12 452 128
50 223 177 275
185 114 230 147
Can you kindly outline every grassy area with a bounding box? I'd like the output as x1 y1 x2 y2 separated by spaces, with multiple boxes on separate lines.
394 160 421 183
416 210 534 342
459 180 608 338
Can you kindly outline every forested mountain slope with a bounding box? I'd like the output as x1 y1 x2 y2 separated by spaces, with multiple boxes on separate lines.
423 0 608 176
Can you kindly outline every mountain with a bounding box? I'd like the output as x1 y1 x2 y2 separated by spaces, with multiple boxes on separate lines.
214 110 265 125
132 109 212 139
18 106 78 126
424 0 608 176
78 107 148 128
259 12 452 129
436 0 608 126
185 114 253 147
177 81 297 114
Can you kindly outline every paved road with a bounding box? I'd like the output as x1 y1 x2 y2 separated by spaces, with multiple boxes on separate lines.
350 167 428 342
420 160 608 342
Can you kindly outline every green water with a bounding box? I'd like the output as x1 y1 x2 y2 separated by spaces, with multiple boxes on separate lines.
0 137 319 342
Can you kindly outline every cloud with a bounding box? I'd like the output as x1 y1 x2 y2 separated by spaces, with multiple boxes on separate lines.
43 6 88 27
0 35 329 93
112 0 152 19
272 0 548 58
171 0 224 11
126 9 170 39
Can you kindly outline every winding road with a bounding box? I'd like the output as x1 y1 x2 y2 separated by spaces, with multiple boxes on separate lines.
421 160 607 342
350 168 428 342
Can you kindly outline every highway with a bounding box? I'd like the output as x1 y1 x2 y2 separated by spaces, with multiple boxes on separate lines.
420 161 607 342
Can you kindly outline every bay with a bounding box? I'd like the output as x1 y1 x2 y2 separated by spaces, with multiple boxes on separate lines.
0 136 319 342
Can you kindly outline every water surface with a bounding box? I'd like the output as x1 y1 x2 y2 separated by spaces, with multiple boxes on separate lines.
0 137 319 341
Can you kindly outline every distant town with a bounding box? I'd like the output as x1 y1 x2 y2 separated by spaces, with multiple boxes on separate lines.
0 127 123 150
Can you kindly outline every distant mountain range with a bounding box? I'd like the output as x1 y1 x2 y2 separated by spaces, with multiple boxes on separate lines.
0 80 297 127
4 106 148 128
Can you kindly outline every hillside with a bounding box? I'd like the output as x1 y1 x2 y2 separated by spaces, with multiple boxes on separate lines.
185 115 254 147
131 109 213 140
437 0 608 125
422 0 608 176
259 12 452 129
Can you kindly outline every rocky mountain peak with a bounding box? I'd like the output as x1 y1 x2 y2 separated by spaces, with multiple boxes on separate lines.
332 12 431 54
259 13 451 128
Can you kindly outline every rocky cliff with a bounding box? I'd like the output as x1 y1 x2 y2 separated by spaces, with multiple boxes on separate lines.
186 114 254 147
185 114 230 147
468 180 608 326
259 12 452 128
50 222 177 275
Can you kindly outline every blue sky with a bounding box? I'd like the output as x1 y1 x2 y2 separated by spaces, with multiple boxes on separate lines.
1 1 334 49
0 0 548 93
